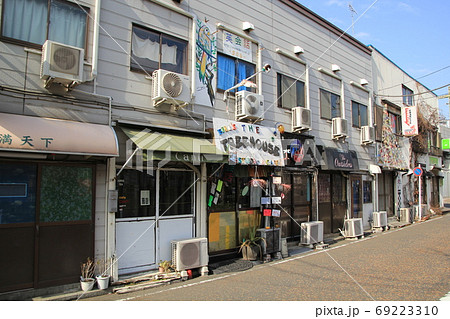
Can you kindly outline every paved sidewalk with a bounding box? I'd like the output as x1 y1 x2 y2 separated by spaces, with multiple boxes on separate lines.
1 207 447 301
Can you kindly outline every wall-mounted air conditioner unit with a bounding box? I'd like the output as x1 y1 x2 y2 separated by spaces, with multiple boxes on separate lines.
171 237 208 271
343 218 364 238
399 207 413 224
361 126 375 145
41 40 84 86
300 221 324 246
372 211 388 229
292 107 311 132
332 117 348 139
235 91 264 122
152 69 191 107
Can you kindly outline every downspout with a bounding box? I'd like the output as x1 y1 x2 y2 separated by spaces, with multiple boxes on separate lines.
91 0 101 84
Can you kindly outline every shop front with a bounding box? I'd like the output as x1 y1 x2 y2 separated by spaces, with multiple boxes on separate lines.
114 126 226 275
0 113 118 292
318 147 359 234
208 119 284 257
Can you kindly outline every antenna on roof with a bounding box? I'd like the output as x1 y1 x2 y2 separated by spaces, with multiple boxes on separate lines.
348 3 358 35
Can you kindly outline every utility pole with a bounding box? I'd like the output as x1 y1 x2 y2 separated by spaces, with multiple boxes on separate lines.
348 3 357 35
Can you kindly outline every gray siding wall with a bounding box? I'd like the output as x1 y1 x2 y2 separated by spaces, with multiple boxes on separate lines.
0 0 375 168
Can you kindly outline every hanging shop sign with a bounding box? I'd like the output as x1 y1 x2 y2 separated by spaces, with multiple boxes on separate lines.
322 147 359 171
213 118 284 166
222 31 252 63
401 106 418 136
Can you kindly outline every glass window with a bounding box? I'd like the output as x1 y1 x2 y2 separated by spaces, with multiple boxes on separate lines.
131 24 188 75
116 169 156 219
40 165 93 222
2 0 87 48
159 170 194 216
0 163 37 224
320 89 341 120
217 53 255 92
363 181 372 203
351 101 368 128
402 85 414 106
277 73 305 109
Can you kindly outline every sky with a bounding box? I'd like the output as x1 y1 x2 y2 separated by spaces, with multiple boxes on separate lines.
298 0 450 119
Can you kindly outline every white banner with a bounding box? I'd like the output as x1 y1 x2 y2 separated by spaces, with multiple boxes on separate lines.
401 106 418 136
222 31 252 62
213 118 284 166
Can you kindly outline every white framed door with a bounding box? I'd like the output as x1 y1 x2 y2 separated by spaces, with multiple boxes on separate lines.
116 168 196 275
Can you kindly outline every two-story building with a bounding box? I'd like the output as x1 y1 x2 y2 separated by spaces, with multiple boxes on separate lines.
370 45 442 221
4 0 426 294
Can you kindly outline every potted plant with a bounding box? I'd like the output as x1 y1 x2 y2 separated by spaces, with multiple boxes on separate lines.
239 227 264 261
96 257 111 290
158 260 173 273
80 257 96 291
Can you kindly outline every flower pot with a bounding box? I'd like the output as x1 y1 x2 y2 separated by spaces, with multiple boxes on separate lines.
241 245 259 261
96 275 110 290
80 278 95 291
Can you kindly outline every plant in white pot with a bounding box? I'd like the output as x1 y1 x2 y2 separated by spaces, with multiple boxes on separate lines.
95 257 111 290
80 257 96 291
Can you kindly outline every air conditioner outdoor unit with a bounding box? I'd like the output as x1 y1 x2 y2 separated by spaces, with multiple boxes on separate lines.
152 69 191 107
332 117 348 139
372 211 388 228
361 126 375 145
300 221 324 246
413 204 428 220
41 40 84 85
235 91 264 122
256 228 281 255
292 107 311 132
171 237 208 271
399 207 413 224
343 218 364 238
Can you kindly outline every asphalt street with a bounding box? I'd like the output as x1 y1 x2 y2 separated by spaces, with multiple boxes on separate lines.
86 214 450 301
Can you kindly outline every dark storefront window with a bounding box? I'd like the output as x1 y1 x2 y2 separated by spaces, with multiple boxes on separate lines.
363 181 372 203
0 163 37 224
117 169 156 219
159 170 194 216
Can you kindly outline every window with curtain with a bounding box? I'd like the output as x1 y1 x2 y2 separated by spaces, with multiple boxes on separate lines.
131 24 188 75
217 53 255 92
1 0 87 49
320 89 341 120
277 73 305 109
351 101 368 128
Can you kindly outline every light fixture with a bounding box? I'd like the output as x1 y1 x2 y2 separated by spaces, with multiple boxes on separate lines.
242 21 254 32
360 78 369 86
331 64 341 72
293 46 304 54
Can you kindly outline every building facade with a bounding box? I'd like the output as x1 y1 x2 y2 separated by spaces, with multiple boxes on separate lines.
7 0 444 294
370 46 442 221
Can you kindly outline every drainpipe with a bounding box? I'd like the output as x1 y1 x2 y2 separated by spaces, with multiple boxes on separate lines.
91 0 101 82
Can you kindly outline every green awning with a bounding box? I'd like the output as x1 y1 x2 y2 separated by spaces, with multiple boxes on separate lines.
121 127 227 163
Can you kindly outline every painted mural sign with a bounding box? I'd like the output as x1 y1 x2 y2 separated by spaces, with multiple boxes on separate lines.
401 106 418 136
195 18 217 107
213 118 284 166
222 31 252 62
